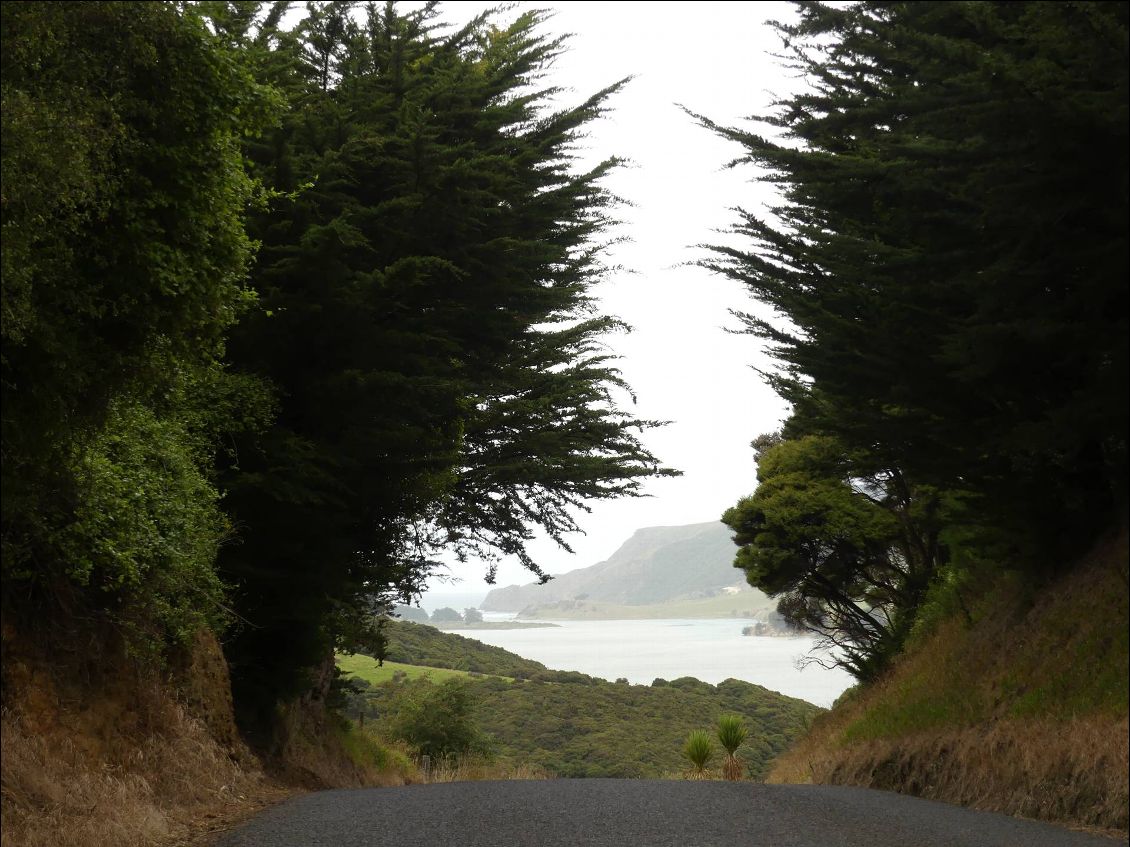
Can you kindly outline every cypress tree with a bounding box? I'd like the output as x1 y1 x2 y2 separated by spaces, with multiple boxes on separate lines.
698 1 1128 564
217 3 674 726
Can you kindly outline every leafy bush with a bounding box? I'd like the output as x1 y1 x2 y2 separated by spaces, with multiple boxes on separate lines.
52 398 231 654
387 679 480 759
1 1 275 663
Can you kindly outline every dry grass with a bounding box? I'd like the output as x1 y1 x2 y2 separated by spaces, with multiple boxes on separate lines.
771 714 1128 830
0 610 568 847
1 704 266 847
0 624 276 847
767 527 1130 833
0 628 416 847
413 752 553 784
269 702 399 789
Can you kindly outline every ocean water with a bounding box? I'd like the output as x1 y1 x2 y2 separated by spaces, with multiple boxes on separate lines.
446 615 855 707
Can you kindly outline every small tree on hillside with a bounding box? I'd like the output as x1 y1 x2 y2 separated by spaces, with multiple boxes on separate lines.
430 607 462 624
463 607 484 623
389 679 478 759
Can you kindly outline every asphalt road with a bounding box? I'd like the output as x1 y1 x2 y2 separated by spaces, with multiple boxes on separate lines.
214 780 1126 847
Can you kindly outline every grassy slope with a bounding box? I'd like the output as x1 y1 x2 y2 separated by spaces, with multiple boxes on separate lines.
482 522 746 611
1 629 419 847
381 621 548 677
360 673 820 780
469 675 819 780
768 526 1129 832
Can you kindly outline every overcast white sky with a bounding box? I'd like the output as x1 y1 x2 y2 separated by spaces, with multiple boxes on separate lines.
414 1 801 599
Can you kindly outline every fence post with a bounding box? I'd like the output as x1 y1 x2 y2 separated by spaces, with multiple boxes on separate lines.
422 754 431 783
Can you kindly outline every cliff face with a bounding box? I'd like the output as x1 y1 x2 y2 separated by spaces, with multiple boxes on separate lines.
481 521 757 611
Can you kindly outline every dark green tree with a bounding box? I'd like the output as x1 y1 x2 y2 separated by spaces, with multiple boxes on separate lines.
1 2 276 649
698 1 1128 567
214 3 675 728
723 434 942 680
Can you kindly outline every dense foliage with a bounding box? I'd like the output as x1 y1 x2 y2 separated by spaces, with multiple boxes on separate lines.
1 1 275 650
723 434 941 680
706 1 1128 678
1 1 672 735
343 624 819 778
353 671 819 779
384 677 480 759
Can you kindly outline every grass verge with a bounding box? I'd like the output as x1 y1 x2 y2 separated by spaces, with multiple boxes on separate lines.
767 526 1129 833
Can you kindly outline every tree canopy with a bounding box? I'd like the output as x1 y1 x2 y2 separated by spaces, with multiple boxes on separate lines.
704 1 1128 677
1 0 276 648
214 2 675 724
723 434 941 680
1 0 674 733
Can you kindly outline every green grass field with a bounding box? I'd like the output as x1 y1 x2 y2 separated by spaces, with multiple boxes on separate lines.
336 653 516 685
337 654 477 685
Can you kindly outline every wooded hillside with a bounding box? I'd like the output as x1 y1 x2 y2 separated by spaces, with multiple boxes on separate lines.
696 1 1128 832
339 625 821 780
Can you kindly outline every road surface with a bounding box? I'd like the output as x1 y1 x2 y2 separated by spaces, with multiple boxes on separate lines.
215 779 1124 846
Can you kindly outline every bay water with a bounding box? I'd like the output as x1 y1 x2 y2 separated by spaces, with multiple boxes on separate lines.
446 615 855 707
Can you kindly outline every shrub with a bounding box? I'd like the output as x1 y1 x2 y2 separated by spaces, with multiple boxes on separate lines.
388 679 479 758
683 730 714 779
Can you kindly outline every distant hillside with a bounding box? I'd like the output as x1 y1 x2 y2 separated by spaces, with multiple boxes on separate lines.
482 521 763 612
513 591 778 622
